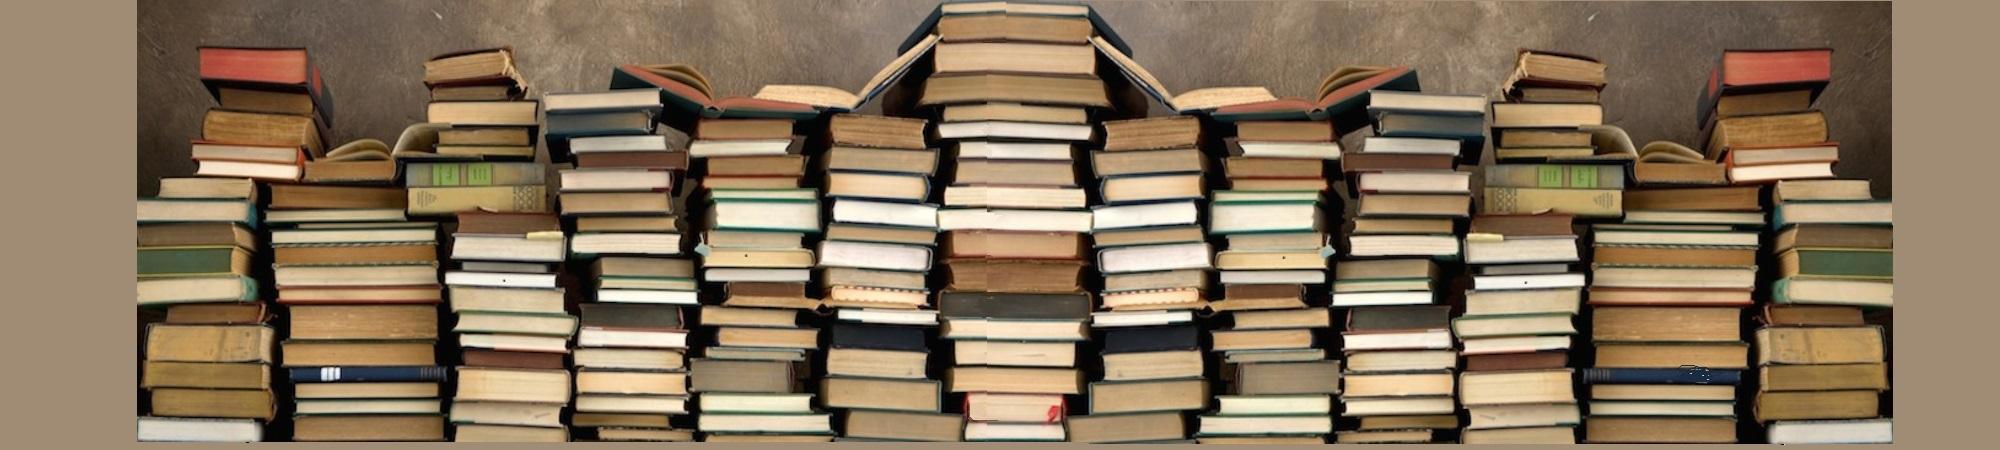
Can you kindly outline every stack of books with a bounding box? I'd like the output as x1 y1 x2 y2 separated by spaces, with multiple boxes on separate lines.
1583 181 1759 442
690 112 829 440
137 178 271 442
941 292 1089 442
822 324 963 442
1756 179 1892 443
545 79 696 442
190 47 329 178
1455 214 1586 444
443 212 574 442
895 1 1131 442
1698 49 1838 185
402 48 548 216
810 114 961 441
1069 116 1211 444
1488 50 1633 218
1334 262 1459 443
817 114 940 321
265 183 447 442
1347 90 1481 261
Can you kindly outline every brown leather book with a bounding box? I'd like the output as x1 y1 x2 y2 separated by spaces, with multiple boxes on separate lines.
724 282 819 310
1226 156 1324 179
1101 116 1201 151
943 230 1084 260
943 259 1084 293
1469 213 1575 237
1760 304 1866 326
275 243 438 266
696 118 793 140
164 303 267 325
269 184 405 210
461 349 566 370
1624 186 1762 211
455 212 561 235
1464 351 1570 371
830 114 929 150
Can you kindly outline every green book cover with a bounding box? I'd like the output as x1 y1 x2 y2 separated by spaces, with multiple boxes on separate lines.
137 246 245 277
1788 248 1893 279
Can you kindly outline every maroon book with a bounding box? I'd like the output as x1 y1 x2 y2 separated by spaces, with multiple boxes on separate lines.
1464 351 1570 371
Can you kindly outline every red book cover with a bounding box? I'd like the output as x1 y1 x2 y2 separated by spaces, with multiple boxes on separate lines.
197 47 332 123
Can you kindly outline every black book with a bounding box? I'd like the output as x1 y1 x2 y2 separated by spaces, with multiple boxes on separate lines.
546 110 656 142
290 366 448 383
939 292 1091 320
1102 325 1199 354
1580 367 1743 385
1346 305 1452 333
581 303 683 330
831 323 928 352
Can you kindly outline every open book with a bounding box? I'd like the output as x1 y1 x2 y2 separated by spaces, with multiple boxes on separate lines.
1092 38 1419 129
612 35 940 122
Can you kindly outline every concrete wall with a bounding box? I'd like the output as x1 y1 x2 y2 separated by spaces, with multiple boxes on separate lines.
138 0 1892 197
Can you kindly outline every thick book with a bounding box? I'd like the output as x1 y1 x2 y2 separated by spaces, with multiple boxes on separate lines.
197 46 334 124
1698 48 1834 127
939 292 1091 320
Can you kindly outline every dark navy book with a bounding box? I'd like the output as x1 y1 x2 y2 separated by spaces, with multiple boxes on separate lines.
1580 367 1741 385
289 366 449 383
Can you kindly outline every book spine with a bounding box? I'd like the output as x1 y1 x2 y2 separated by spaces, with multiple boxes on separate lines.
1481 187 1624 218
288 366 448 383
1579 367 1742 385
406 185 550 216
405 162 546 187
1485 165 1625 189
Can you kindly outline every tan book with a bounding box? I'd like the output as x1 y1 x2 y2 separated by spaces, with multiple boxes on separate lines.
1101 350 1203 381
716 326 818 349
141 361 270 390
158 177 259 200
1343 372 1455 398
829 114 929 150
952 159 1079 187
841 409 962 442
1236 361 1341 395
1706 110 1829 158
287 305 438 340
1755 390 1879 422
1593 307 1738 342
696 118 793 140
826 146 938 175
934 42 1095 77
1460 369 1574 406
1235 121 1332 142
1761 363 1888 391
1586 417 1735 444
426 101 538 126
454 368 571 404
150 388 274 420
948 366 1081 395
822 377 942 412
826 348 927 379
577 370 687 396
1592 342 1748 369
1755 326 1885 365
294 415 446 442
1068 412 1188 443
145 325 273 363
689 359 795 393
202 109 323 157
936 13 1092 44
941 102 1087 124
281 341 437 367
921 74 1109 107
1212 329 1313 352
1101 116 1201 151
1096 378 1200 414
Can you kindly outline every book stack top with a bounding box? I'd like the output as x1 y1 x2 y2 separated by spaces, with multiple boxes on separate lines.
1697 49 1839 186
398 49 550 217
1483 53 1633 222
193 46 331 179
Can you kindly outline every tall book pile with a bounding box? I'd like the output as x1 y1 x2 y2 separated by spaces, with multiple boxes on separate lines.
893 1 1126 442
1337 89 1483 442
1196 119 1343 444
137 178 270 443
811 114 963 442
1069 116 1211 444
688 111 830 442
1698 49 1839 185
1581 185 1758 442
265 182 446 442
546 82 698 442
1455 214 1585 444
139 45 336 442
1756 179 1892 443
443 212 573 442
402 48 547 216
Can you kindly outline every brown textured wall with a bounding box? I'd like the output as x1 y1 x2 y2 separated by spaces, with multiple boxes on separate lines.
138 0 1892 197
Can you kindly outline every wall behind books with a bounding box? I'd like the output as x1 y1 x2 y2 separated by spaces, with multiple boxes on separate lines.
137 0 1892 198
